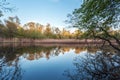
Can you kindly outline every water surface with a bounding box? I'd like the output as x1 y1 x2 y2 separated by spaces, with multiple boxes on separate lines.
0 44 119 80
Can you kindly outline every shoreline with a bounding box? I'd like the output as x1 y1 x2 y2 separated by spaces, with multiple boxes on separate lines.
0 38 118 45
0 42 113 49
0 38 103 43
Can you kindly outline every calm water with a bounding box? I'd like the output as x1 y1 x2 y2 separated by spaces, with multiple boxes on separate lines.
0 44 120 80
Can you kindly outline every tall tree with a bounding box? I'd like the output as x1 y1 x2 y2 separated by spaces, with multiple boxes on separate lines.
68 0 120 51
44 23 52 37
5 17 19 38
54 27 61 39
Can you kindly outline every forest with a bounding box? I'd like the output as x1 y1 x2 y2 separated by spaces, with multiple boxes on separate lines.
0 16 83 39
0 16 120 40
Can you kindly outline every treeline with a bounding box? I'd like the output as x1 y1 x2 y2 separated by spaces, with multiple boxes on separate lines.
0 16 84 39
0 16 120 39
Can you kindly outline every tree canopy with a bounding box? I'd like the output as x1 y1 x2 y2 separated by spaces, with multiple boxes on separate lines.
69 0 120 29
68 0 120 51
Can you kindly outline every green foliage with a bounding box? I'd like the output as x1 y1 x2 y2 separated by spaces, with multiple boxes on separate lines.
68 0 120 51
68 0 120 38
5 20 18 38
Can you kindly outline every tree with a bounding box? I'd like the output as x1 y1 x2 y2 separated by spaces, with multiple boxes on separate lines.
68 0 120 51
44 23 53 38
61 28 71 39
36 23 43 33
5 17 19 38
0 23 6 37
74 29 83 39
0 0 13 17
0 0 14 38
54 27 61 39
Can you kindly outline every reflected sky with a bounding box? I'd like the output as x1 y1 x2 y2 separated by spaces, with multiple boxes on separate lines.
0 44 118 80
20 49 78 80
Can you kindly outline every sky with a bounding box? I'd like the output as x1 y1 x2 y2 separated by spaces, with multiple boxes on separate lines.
3 0 82 30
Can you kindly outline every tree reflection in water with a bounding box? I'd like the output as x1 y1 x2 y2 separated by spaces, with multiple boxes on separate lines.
0 47 22 80
64 52 120 80
0 44 117 80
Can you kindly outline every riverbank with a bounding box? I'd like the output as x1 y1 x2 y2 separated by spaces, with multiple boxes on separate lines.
0 38 117 45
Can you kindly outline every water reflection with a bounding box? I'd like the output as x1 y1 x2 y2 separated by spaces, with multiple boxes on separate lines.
0 44 118 80
64 52 120 80
0 45 97 61
0 55 22 80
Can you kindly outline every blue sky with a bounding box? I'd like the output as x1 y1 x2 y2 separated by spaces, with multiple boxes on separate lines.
4 0 82 29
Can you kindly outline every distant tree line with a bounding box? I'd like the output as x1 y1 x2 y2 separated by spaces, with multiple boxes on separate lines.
0 16 120 39
0 16 84 39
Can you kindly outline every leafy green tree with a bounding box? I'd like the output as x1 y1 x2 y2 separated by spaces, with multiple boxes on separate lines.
5 17 19 38
68 0 120 51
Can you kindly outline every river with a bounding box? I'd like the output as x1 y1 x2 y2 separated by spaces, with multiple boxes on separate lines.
0 44 119 80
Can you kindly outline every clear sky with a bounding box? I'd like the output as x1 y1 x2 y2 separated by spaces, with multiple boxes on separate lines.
3 0 82 29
